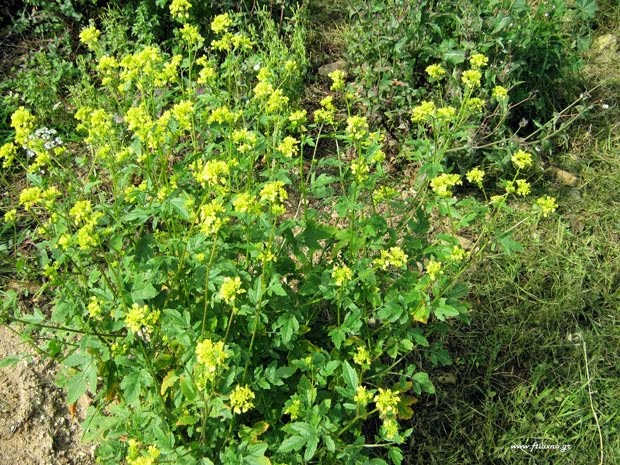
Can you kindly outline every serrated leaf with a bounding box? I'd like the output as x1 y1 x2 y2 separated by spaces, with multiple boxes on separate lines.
412 304 429 324
277 435 306 453
121 369 152 406
304 436 319 461
413 372 435 394
161 371 178 395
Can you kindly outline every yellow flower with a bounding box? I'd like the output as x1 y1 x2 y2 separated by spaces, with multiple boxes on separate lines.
11 107 36 145
461 69 482 89
211 13 232 35
0 142 17 168
535 195 558 217
492 85 508 101
4 209 17 224
448 246 468 262
260 181 287 204
87 297 103 320
19 186 43 211
277 136 299 158
411 100 436 123
284 398 302 419
195 339 228 374
328 69 347 91
127 444 160 465
436 106 456 123
511 149 533 170
79 26 101 48
353 346 371 367
427 259 443 280
354 386 372 405
350 158 369 182
199 200 227 235
332 265 353 286
232 192 257 214
170 0 191 20
466 167 485 187
125 303 160 335
382 418 399 441
219 276 245 304
346 116 369 142
266 89 289 113
469 53 489 69
466 97 485 113
374 388 400 418
229 385 255 414
69 200 92 224
208 106 237 125
430 173 462 197
515 179 531 197
375 246 408 270
425 63 447 80
180 24 204 46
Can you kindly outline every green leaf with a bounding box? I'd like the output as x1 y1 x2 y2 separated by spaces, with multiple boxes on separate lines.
328 327 346 349
277 435 306 453
497 232 523 254
388 447 403 465
277 313 299 344
433 299 460 321
121 369 152 406
304 435 319 461
342 361 359 391
413 372 436 394
0 355 20 368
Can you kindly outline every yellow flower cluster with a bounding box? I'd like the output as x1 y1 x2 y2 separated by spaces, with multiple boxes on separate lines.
180 24 204 46
354 386 372 405
535 195 558 217
211 13 232 34
196 56 217 85
170 0 191 20
374 388 400 417
125 303 160 335
96 55 119 86
79 26 101 49
232 129 257 154
192 159 230 188
87 296 103 320
277 136 299 158
506 179 531 197
232 192 257 214
492 85 509 101
219 276 245 304
332 265 353 286
229 385 255 414
461 69 482 89
430 173 462 197
511 149 533 170
266 89 289 114
4 209 17 224
69 200 92 224
466 97 485 113
11 107 36 145
284 397 302 419
199 200 228 235
448 246 468 262
372 185 397 204
288 109 307 131
382 418 399 441
346 116 369 142
171 100 194 132
375 246 408 270
328 69 346 91
466 167 485 187
411 100 436 123
75 107 114 145
314 96 337 125
19 186 42 211
436 106 456 123
469 53 488 69
353 346 371 367
195 338 228 375
426 259 443 281
350 158 370 182
260 180 287 204
0 142 17 168
126 441 160 465
208 106 239 125
425 63 447 80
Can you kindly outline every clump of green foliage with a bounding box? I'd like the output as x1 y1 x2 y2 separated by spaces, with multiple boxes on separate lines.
1 2 563 465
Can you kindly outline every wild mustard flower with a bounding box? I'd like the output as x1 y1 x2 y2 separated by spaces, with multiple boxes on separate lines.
382 418 399 441
332 265 353 286
314 96 337 125
372 185 397 203
375 246 408 270
199 200 227 235
425 63 447 80
411 100 436 123
170 0 191 20
87 297 103 320
125 303 160 335
266 89 289 113
196 57 217 85
195 338 228 375
492 85 509 101
535 195 558 217
211 33 233 51
426 259 443 280
69 200 92 224
515 179 531 197
127 444 160 465
354 386 372 406
211 13 232 34
346 116 369 142
284 398 302 419
448 246 468 262
171 100 194 131
466 97 485 113
469 53 489 69
4 209 17 224
229 385 255 414
19 186 43 211
232 192 257 214
208 106 237 125
350 158 370 182
288 109 307 131
96 55 119 85
254 81 274 99
466 167 485 187
180 24 204 46
511 149 533 170
219 276 245 304
436 106 456 123
430 173 462 197
0 142 17 168
277 136 299 158
231 34 253 50
461 69 482 89
329 69 346 91
11 107 36 145
233 129 258 154
374 388 400 417
125 105 154 143
260 181 287 204
353 346 371 367
79 26 101 49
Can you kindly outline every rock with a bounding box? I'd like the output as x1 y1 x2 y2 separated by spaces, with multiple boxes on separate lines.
550 166 578 187
318 60 347 77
